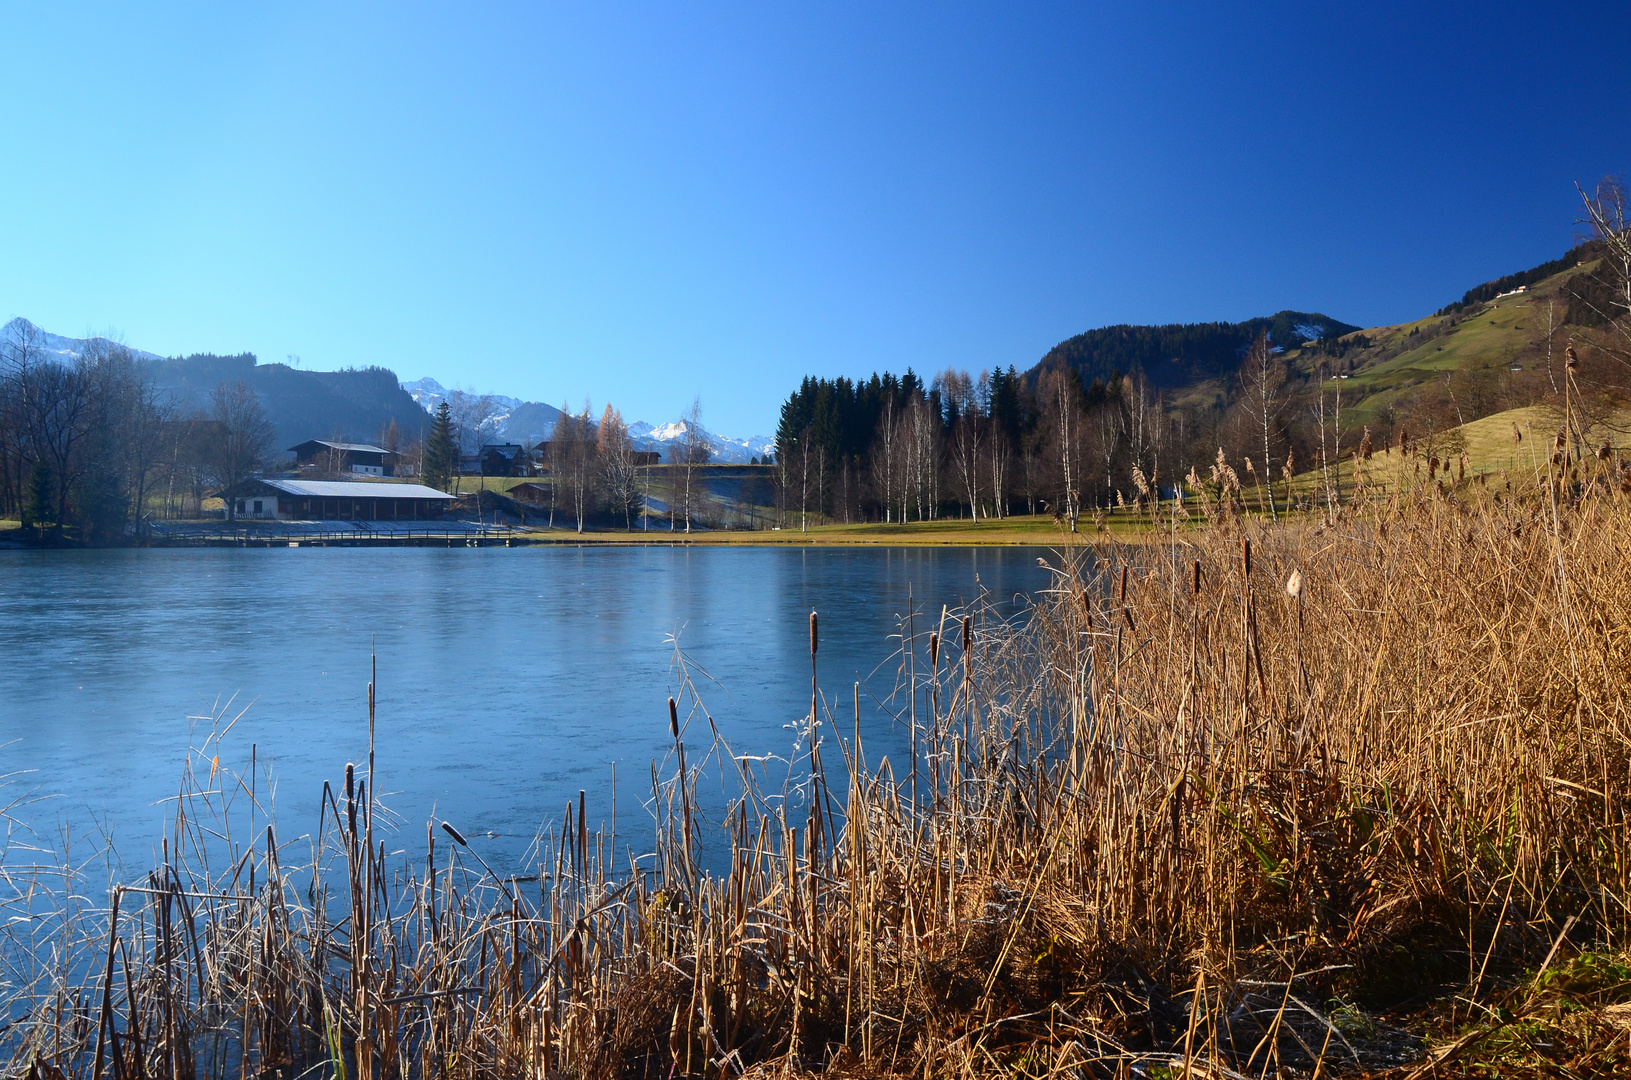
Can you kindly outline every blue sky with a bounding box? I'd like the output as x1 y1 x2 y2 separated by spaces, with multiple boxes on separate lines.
2 3 1627 435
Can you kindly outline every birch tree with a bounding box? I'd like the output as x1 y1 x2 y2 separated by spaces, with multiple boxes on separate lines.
1239 331 1284 522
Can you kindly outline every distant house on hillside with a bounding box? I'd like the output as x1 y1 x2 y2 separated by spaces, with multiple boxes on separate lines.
217 478 455 521
288 439 399 477
479 443 528 476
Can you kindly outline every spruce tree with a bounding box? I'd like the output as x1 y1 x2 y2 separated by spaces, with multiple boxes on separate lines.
22 460 55 537
425 402 456 491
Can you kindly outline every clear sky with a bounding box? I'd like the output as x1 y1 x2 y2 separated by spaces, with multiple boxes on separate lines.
2 2 1627 436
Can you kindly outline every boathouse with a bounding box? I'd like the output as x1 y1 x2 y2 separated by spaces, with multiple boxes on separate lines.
217 479 457 521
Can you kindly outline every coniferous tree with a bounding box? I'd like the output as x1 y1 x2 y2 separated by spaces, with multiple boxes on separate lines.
22 460 54 538
424 402 456 491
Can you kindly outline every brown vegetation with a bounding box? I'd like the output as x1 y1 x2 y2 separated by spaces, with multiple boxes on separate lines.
6 458 1631 1079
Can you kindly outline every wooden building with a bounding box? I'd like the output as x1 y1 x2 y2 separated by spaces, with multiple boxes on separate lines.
509 481 551 505
479 443 528 476
217 479 456 521
288 440 399 477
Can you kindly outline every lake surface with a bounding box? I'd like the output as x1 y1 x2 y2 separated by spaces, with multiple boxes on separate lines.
0 545 1056 877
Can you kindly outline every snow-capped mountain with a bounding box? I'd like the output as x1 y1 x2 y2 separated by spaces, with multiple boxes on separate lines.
640 420 775 464
2 317 163 363
402 377 540 442
402 377 774 463
401 377 522 414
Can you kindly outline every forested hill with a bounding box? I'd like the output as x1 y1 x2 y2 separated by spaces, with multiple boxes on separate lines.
147 353 430 446
1030 310 1360 391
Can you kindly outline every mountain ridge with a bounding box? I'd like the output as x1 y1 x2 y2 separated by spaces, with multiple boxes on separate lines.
402 376 775 463
1028 309 1361 391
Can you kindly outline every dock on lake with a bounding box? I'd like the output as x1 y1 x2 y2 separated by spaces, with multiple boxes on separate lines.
143 519 533 547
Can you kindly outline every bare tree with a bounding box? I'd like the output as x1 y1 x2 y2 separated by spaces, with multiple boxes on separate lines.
89 343 170 539
1239 332 1285 521
598 404 641 529
676 398 711 533
1040 369 1085 528
983 370 1013 519
27 354 96 529
1577 177 1631 335
1089 398 1120 514
937 369 981 521
906 394 937 522
871 394 899 522
552 402 596 533
209 381 275 518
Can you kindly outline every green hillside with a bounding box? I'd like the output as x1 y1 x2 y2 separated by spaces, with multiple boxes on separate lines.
1274 247 1611 439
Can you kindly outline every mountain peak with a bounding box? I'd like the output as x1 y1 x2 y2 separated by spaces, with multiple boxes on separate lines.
3 317 164 363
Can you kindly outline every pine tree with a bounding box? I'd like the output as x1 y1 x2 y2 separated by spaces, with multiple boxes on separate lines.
22 460 55 537
425 402 456 491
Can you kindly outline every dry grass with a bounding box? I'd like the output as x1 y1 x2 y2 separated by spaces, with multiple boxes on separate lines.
5 461 1631 1079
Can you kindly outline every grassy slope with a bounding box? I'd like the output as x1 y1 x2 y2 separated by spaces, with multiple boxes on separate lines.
1306 260 1598 428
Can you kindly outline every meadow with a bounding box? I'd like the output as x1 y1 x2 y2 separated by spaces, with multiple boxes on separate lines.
3 458 1630 1079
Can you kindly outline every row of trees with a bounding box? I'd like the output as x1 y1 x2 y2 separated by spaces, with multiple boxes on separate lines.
773 364 1190 529
0 326 277 540
424 397 716 532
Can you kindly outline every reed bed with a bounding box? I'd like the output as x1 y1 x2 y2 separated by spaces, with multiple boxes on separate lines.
5 479 1631 1079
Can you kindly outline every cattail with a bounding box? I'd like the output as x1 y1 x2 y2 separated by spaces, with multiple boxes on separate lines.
669 696 679 739
441 821 468 847
929 631 939 668
1428 455 1439 479
1512 422 1522 445
1567 338 1579 370
1598 443 1612 461
1358 428 1374 460
1285 569 1302 598
809 610 818 655
1458 452 1468 482
1193 559 1202 594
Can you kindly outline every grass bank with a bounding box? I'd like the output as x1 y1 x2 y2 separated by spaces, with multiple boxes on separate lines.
5 479 1631 1078
519 513 1127 546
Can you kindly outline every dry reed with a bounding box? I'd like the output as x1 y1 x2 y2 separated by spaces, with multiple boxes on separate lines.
4 479 1631 1079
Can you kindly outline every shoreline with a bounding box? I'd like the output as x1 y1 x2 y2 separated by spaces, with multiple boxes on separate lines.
3 513 1160 548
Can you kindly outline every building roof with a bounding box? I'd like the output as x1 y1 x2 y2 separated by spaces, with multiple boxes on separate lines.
288 440 391 454
236 478 456 500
